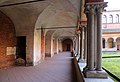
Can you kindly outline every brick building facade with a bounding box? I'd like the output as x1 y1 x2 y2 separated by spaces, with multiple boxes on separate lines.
102 10 120 51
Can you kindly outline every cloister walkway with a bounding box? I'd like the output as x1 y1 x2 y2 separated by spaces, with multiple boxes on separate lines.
0 52 77 82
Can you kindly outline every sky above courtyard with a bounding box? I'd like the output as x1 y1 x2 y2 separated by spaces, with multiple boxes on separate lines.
105 0 120 10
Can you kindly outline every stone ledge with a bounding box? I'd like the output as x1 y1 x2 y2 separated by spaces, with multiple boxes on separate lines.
84 70 108 78
77 59 114 82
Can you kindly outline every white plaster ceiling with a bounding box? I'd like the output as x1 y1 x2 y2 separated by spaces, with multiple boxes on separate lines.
0 0 50 35
69 0 80 13
35 0 79 28
52 28 75 38
0 0 80 38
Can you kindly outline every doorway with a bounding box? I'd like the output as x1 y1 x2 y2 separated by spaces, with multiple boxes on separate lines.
16 36 26 65
66 44 71 51
62 39 73 52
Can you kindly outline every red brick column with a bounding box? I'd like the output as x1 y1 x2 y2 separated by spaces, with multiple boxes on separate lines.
41 28 45 61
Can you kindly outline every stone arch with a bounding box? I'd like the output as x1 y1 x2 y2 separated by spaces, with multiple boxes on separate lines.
116 37 120 50
102 38 105 48
107 38 115 48
62 38 73 52
1 2 50 66
52 28 75 53
45 30 56 57
0 11 16 68
34 2 78 58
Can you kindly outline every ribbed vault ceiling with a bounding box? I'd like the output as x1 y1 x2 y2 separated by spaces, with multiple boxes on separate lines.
53 28 75 38
0 0 80 38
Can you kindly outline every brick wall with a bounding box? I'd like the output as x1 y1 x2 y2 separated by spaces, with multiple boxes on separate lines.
0 11 16 68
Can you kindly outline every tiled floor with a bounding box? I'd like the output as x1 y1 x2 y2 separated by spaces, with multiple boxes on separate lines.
0 52 77 82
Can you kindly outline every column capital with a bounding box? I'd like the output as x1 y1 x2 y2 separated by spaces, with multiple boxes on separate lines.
84 4 95 14
80 25 87 29
85 2 108 7
75 28 81 35
85 2 108 14
96 2 108 13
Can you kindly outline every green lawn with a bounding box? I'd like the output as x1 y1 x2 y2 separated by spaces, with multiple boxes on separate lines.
102 52 120 81
102 51 120 57
102 58 120 78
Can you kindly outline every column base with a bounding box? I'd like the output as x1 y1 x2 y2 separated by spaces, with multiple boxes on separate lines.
76 54 80 61
78 59 86 63
83 69 108 78
74 53 78 57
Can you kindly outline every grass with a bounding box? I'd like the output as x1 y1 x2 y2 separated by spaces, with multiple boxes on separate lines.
102 51 120 57
102 58 120 78
102 52 120 81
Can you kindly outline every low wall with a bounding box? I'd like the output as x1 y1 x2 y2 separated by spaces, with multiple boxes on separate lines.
73 56 85 82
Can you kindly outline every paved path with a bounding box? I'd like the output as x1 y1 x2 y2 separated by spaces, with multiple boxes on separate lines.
0 52 77 82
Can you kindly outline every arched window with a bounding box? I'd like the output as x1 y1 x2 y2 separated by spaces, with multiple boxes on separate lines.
115 14 119 23
109 15 113 23
103 15 107 23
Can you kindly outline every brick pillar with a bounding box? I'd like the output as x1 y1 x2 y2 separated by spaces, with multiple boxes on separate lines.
41 28 45 61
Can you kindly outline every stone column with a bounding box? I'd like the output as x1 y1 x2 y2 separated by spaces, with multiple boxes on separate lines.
96 5 103 70
78 27 85 62
83 2 108 78
73 38 75 54
87 5 95 71
76 28 81 59
94 11 97 68
84 27 87 60
75 37 78 56
96 2 108 71
84 15 89 70
83 4 95 70
73 37 76 55
78 33 81 57
41 28 45 61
